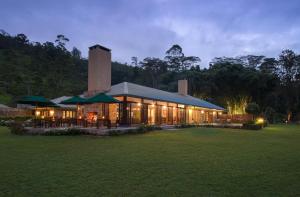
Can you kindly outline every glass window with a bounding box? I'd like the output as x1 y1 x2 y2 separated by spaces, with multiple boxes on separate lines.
130 103 141 124
161 105 167 124
147 104 156 124
109 103 118 123
173 107 178 124
178 104 185 108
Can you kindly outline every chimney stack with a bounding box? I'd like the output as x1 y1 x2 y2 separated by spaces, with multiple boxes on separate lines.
87 44 111 96
178 79 188 96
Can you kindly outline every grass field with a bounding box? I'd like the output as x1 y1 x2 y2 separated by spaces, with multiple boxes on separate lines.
0 125 300 196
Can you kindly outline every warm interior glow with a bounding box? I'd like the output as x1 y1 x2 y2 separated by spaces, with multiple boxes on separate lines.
35 110 40 116
163 106 167 109
137 103 141 106
201 110 204 114
213 111 216 115
49 110 54 116
218 112 222 115
178 104 185 108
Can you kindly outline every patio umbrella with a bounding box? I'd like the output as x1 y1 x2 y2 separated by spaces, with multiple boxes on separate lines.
86 93 120 124
86 93 120 103
60 96 90 122
18 96 58 107
18 96 59 126
60 96 89 105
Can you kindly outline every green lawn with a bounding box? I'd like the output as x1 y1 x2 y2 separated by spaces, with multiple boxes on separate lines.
0 125 300 197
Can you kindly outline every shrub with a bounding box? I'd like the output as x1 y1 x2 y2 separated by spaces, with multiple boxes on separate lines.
43 128 87 136
245 103 260 119
107 129 123 136
0 120 6 126
242 122 262 130
10 122 26 135
175 124 197 128
107 125 162 136
0 116 32 122
136 124 162 133
264 107 276 123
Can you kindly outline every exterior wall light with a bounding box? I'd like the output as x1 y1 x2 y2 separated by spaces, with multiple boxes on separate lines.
256 118 264 124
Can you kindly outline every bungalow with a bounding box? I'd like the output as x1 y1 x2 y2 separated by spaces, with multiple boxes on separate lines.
76 44 225 125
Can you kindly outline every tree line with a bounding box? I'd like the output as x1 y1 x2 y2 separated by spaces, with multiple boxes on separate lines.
0 30 299 122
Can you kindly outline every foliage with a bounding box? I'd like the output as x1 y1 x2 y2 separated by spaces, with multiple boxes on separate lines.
42 128 88 136
245 102 260 117
165 44 201 71
242 122 262 130
0 92 12 104
0 30 300 121
10 121 26 134
137 124 162 132
175 123 198 128
264 107 276 123
108 124 162 136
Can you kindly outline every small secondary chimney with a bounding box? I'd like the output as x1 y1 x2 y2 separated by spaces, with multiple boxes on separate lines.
87 44 111 96
178 79 188 96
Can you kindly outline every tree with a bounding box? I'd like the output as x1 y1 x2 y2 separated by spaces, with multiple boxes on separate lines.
264 107 276 123
182 56 201 71
165 44 200 71
278 49 300 121
246 102 260 119
240 55 265 69
165 44 184 71
259 58 277 74
16 34 29 44
55 34 69 49
71 47 81 59
131 56 138 67
210 57 243 66
140 58 167 88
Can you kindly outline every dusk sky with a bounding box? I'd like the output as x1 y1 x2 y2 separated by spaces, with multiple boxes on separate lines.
1 0 300 66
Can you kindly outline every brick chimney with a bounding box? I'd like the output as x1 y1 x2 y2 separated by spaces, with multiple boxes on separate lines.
178 79 188 96
87 44 111 96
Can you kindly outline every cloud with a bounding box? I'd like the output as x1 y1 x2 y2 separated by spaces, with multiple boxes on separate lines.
1 0 300 66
